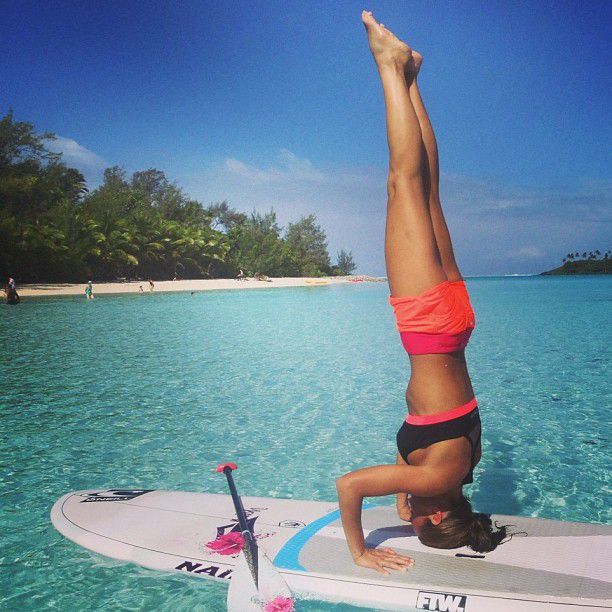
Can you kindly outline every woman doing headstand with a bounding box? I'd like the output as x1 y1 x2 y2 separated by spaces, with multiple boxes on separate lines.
336 12 506 574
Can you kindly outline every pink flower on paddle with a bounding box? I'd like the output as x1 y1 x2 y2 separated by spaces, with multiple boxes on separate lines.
205 531 245 555
264 596 295 612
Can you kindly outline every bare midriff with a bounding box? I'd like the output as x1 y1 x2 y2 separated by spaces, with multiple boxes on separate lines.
406 350 475 416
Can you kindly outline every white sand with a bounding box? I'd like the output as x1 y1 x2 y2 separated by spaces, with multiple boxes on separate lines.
17 276 383 297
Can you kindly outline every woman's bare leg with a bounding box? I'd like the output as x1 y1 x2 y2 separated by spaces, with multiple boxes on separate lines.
406 55 463 281
362 11 446 297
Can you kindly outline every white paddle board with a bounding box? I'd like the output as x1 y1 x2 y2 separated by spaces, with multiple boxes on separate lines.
51 489 612 611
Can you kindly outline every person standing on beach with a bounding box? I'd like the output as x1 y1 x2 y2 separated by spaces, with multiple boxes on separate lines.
85 281 94 300
148 278 155 291
336 12 506 574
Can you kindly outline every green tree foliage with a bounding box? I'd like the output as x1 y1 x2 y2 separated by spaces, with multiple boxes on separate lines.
333 249 357 275
0 112 356 282
285 214 331 276
206 200 247 232
227 210 298 277
0 110 87 218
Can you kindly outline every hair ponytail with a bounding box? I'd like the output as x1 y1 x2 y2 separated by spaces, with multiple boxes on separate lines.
417 495 507 552
467 512 507 553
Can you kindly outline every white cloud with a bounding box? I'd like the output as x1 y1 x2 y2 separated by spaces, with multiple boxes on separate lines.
46 136 107 169
441 173 612 223
225 149 326 184
44 136 108 187
439 173 611 274
510 246 544 258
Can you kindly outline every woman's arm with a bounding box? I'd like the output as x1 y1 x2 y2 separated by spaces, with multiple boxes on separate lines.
397 491 411 521
336 463 451 573
396 453 411 521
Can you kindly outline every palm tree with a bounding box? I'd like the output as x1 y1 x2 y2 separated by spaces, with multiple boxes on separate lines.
166 221 229 278
130 211 167 277
63 213 106 279
16 221 67 281
92 213 139 279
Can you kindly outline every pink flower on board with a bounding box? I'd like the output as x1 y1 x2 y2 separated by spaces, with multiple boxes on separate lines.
205 531 245 555
264 596 295 612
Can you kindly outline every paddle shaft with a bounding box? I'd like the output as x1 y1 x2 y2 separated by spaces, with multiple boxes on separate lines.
222 467 252 535
221 466 259 587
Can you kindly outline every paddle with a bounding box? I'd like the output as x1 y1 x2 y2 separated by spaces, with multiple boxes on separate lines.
216 463 295 612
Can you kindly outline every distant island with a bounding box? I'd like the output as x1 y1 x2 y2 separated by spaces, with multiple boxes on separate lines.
541 251 611 275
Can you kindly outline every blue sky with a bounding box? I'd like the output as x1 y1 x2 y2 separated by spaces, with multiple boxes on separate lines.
2 0 610 275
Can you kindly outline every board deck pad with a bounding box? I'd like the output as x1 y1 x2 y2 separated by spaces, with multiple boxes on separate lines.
51 489 612 611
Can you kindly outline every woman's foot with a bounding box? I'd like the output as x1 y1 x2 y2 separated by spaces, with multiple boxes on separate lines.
361 10 412 70
410 50 423 75
404 49 423 84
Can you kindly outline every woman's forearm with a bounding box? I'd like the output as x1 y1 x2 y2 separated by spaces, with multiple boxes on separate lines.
396 491 408 511
336 476 366 560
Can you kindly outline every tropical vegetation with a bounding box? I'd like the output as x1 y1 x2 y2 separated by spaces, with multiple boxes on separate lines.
541 250 611 275
0 111 356 283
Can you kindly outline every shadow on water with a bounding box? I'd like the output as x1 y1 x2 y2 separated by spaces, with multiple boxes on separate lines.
472 438 522 516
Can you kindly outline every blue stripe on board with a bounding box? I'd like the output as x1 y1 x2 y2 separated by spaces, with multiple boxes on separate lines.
274 504 376 571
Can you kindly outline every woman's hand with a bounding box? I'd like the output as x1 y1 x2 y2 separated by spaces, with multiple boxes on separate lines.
354 547 414 574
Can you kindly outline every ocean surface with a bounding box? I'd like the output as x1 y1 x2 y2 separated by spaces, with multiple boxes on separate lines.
1 276 610 611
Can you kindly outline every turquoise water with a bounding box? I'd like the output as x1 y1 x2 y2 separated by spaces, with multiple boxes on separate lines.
1 276 610 611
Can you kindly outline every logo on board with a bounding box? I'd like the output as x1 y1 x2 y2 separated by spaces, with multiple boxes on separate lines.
278 520 305 528
416 591 467 612
215 507 266 539
78 490 152 503
175 561 233 579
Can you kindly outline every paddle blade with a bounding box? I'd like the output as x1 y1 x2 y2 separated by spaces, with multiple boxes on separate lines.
227 550 294 612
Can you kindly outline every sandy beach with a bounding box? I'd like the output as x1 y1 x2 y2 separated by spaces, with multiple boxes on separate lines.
16 276 382 297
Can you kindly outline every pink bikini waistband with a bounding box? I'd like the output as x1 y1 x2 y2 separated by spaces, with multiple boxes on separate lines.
406 397 478 426
400 328 473 355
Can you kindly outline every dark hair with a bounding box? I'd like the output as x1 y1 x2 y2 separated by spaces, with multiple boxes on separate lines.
417 495 507 553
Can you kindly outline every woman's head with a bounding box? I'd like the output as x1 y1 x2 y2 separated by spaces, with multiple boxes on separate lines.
411 494 506 553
